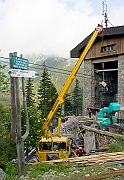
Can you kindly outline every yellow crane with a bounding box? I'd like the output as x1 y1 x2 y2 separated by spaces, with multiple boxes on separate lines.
37 24 104 161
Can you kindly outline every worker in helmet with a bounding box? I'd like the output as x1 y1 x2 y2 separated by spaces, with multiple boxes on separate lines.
76 147 86 157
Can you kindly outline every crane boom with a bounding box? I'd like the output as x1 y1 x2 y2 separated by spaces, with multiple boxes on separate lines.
42 24 103 136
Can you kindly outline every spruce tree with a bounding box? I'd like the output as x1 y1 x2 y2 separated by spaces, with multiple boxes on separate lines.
72 79 82 116
21 106 43 149
0 63 9 92
37 62 58 118
64 93 73 116
25 78 35 107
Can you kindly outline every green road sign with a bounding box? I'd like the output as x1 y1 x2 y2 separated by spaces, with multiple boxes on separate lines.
12 56 29 70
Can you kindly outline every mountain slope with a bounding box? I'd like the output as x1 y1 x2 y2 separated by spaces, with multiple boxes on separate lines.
26 53 83 93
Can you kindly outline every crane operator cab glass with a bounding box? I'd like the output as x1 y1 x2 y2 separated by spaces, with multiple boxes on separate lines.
37 136 71 161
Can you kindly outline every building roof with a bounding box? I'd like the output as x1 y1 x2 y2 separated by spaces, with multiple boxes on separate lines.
70 25 124 58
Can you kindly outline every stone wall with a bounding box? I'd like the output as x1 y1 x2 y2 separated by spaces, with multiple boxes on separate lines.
82 59 94 115
118 55 124 108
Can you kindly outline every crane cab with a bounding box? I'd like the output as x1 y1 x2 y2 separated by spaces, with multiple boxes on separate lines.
37 136 71 161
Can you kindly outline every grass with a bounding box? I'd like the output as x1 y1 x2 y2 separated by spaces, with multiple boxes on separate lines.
4 161 124 180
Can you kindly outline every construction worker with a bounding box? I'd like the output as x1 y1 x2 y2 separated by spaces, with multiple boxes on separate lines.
76 147 86 157
88 108 92 118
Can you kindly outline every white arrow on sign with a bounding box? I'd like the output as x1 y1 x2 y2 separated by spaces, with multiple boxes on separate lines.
8 69 39 78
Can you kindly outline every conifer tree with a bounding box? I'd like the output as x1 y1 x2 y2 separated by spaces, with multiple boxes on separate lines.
25 78 35 107
37 62 58 118
72 79 82 116
21 106 43 149
64 93 73 116
0 63 9 92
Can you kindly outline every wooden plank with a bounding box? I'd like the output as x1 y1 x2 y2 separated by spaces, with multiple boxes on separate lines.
43 152 124 164
82 125 123 137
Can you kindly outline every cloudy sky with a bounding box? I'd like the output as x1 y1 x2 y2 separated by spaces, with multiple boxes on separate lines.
0 0 124 58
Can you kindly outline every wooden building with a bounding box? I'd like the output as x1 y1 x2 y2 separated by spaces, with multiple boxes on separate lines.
70 25 124 115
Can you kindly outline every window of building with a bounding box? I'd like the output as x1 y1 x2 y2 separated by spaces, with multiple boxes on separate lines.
101 44 116 52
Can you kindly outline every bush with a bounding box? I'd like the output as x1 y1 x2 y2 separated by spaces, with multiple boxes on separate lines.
0 104 16 169
108 135 124 152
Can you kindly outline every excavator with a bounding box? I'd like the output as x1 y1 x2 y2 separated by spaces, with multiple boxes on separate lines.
96 102 121 131
36 24 104 161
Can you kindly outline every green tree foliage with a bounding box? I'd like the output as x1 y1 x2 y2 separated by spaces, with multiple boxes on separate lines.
72 79 82 116
25 78 35 107
0 63 9 92
0 64 16 168
21 106 44 149
108 135 124 152
0 104 16 169
64 93 73 116
37 62 58 118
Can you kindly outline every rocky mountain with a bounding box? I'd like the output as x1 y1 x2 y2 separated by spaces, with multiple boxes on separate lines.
25 53 84 93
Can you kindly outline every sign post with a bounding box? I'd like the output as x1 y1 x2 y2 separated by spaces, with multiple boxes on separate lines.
8 69 39 78
9 52 38 175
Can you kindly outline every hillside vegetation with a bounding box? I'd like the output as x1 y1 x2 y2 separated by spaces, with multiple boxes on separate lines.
26 53 84 93
0 54 83 106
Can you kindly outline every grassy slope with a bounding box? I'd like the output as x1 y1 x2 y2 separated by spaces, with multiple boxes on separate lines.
4 161 124 180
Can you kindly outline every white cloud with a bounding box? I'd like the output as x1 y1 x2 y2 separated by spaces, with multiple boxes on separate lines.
109 6 124 27
0 0 124 58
